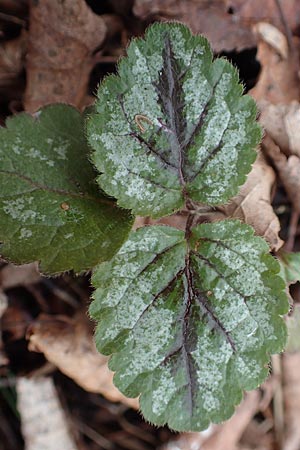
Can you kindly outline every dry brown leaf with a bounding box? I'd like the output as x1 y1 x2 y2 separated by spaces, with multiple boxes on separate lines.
259 101 300 157
133 0 255 52
218 154 283 251
259 102 292 154
0 262 40 290
27 312 138 409
250 31 300 103
230 0 300 32
133 213 188 231
284 104 300 157
24 0 121 112
262 135 300 212
255 22 288 59
134 0 300 52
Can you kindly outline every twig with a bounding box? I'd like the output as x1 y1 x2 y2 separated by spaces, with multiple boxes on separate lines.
0 11 26 26
74 419 113 449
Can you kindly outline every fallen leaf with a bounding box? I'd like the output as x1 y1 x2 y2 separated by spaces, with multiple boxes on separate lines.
255 22 288 59
133 213 188 231
258 100 300 157
250 29 300 103
0 263 40 290
218 154 283 251
24 0 121 111
133 0 255 52
133 0 300 53
284 104 300 157
27 312 138 409
230 0 300 32
262 135 300 211
259 102 292 155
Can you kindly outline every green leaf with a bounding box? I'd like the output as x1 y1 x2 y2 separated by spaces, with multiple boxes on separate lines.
91 220 288 431
0 104 133 274
87 22 262 218
278 250 300 285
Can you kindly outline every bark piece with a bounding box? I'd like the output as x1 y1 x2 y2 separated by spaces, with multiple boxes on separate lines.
27 312 138 409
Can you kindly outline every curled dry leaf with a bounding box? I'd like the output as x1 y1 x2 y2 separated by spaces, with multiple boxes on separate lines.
259 101 300 157
262 135 300 212
218 154 283 251
254 22 288 59
250 27 300 104
27 312 138 409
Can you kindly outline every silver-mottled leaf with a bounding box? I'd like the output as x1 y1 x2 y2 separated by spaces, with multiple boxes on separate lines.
91 221 288 431
87 23 261 218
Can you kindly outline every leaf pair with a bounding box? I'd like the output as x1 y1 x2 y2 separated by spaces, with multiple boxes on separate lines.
87 23 288 431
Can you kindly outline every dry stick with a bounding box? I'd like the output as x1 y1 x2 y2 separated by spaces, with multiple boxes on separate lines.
0 11 26 26
74 420 113 450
